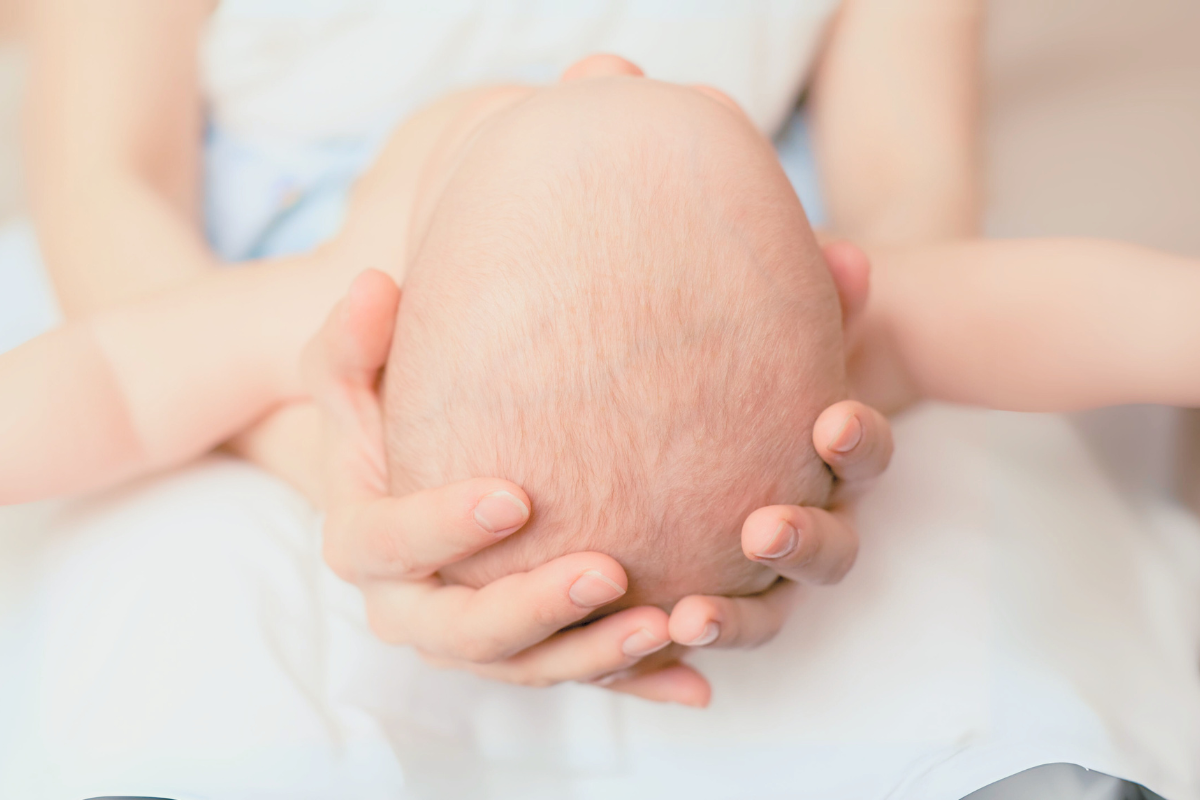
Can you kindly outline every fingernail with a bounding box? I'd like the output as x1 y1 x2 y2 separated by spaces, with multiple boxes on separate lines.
685 622 720 647
622 628 670 658
591 668 633 687
473 491 529 536
569 570 626 608
753 521 798 560
830 415 863 454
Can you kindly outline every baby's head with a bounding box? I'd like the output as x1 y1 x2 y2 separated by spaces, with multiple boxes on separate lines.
384 71 846 611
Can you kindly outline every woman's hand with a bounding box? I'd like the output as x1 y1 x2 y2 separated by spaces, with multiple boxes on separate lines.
307 261 893 708
304 270 710 707
660 241 894 657
660 399 892 652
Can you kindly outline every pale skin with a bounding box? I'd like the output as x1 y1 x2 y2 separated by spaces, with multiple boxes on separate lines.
10 54 896 708
14 0 982 703
8 64 1200 698
5 182 1200 685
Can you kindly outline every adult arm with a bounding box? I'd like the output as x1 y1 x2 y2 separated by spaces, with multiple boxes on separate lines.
866 238 1200 412
811 0 984 245
26 0 215 314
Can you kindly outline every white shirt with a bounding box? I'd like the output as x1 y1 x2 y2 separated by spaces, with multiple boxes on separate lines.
201 0 840 143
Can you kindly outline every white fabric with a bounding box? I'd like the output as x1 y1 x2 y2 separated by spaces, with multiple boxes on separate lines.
3 4 1199 795
201 0 840 144
2 405 1198 800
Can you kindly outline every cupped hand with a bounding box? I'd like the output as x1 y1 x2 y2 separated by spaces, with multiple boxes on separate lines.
666 241 895 651
303 269 709 706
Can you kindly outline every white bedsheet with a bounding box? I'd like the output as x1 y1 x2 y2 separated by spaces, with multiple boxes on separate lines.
2 403 1198 800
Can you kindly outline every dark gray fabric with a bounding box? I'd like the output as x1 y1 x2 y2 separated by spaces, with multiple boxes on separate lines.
962 764 1165 800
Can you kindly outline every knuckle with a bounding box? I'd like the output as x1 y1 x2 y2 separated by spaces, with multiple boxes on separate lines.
529 600 567 631
364 523 416 577
452 631 510 665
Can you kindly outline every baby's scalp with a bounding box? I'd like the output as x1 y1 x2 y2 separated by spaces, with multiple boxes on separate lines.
383 76 846 610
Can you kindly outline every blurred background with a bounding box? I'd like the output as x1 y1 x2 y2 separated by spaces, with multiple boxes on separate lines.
0 1 1195 244
0 1 1195 245
0 0 1196 499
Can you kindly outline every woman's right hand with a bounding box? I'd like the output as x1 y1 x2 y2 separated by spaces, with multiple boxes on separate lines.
303 269 712 706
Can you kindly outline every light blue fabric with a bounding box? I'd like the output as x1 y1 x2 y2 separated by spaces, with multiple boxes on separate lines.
775 107 827 228
204 124 388 262
203 107 828 264
0 219 58 354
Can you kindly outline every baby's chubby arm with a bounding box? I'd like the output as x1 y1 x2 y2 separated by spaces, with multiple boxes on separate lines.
0 254 351 505
861 238 1200 412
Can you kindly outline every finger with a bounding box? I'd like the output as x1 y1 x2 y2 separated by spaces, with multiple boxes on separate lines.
322 478 531 581
446 605 672 687
812 400 893 485
561 53 644 81
361 552 629 662
821 240 872 328
667 580 800 650
598 662 712 708
302 270 401 505
739 504 858 585
303 269 400 404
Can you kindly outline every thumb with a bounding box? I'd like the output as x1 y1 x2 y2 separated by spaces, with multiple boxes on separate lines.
302 269 401 504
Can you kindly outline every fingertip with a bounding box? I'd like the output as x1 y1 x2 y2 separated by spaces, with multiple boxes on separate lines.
813 401 872 463
813 402 858 454
768 507 857 586
457 479 531 537
822 240 871 326
616 606 672 658
822 240 871 277
813 401 894 485
551 551 629 589
828 414 864 455
561 53 644 81
667 595 721 646
741 506 806 562
685 679 713 709
606 663 712 708
471 489 530 538
659 664 713 708
536 551 629 610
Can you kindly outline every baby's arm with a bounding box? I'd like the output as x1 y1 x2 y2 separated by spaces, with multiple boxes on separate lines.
0 255 349 505
865 238 1200 412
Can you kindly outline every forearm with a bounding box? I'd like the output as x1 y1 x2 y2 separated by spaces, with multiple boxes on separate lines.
869 239 1200 411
